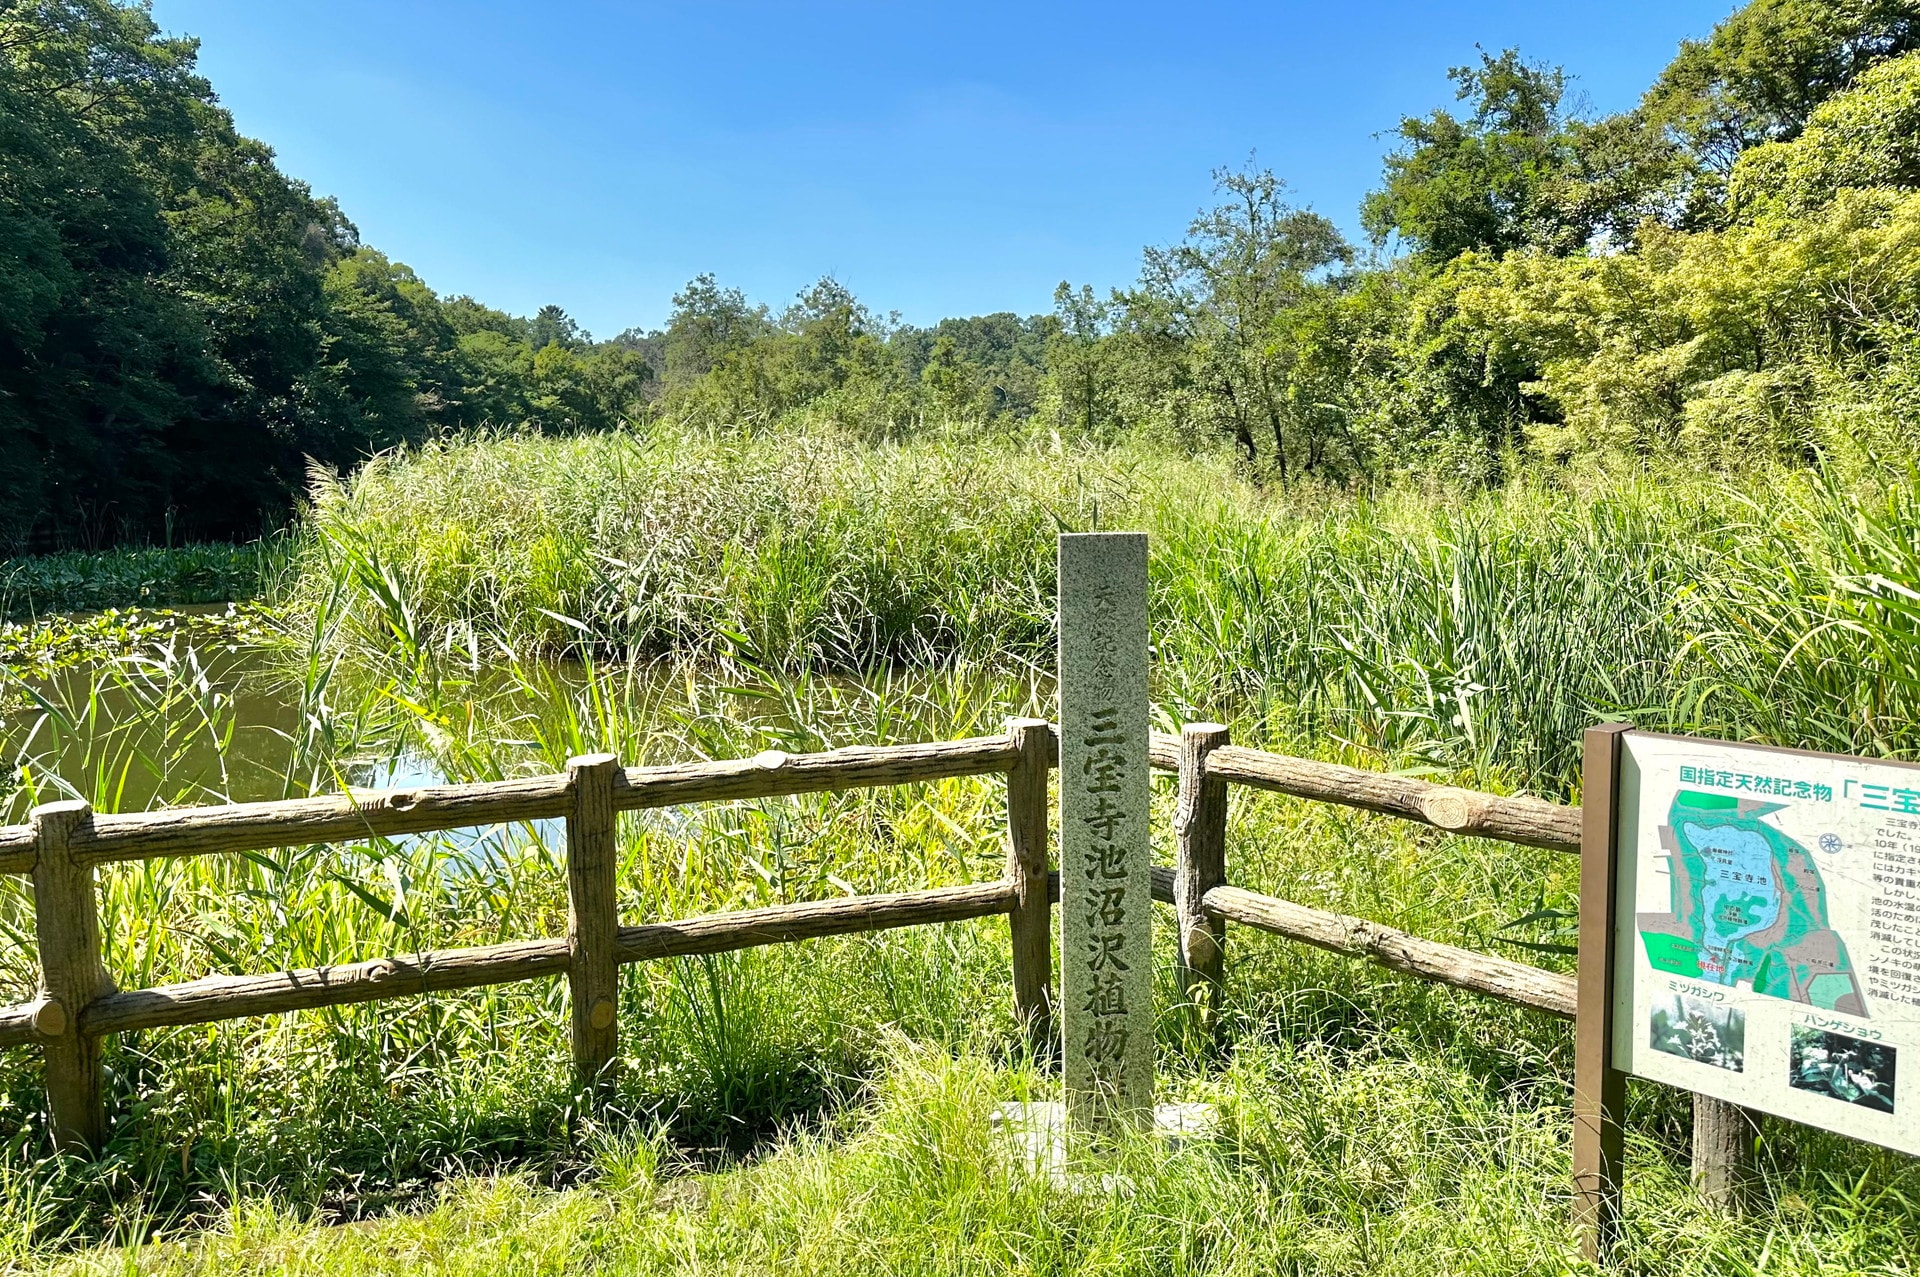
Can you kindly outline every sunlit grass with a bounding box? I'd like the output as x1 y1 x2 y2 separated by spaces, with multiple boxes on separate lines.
297 429 1920 794
19 1043 1920 1276
6 432 1920 1267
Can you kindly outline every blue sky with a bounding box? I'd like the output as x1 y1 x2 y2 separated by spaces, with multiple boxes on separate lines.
152 1 1735 336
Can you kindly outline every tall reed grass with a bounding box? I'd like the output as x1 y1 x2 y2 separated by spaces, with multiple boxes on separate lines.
10 429 1920 1268
298 428 1920 792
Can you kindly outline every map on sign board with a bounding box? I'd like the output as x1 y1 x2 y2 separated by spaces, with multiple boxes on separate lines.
1615 733 1920 1152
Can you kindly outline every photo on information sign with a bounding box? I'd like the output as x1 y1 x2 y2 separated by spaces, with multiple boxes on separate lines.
1789 1025 1897 1112
1648 993 1745 1071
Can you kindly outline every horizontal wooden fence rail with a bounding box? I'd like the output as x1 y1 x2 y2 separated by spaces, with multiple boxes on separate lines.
0 736 1022 875
42 882 1020 1042
0 730 1042 1149
1152 726 1584 1020
1199 884 1577 1018
0 719 1598 1160
1138 728 1581 854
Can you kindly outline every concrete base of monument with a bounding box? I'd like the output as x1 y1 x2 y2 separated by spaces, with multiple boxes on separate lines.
989 1101 1220 1186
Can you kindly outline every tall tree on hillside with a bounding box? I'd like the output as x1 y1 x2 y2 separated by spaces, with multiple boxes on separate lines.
1363 49 1591 260
528 304 587 351
1124 166 1352 479
1646 0 1920 180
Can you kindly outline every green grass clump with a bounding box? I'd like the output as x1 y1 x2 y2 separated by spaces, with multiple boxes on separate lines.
298 429 1920 792
295 428 1144 668
0 543 280 621
18 1043 1920 1275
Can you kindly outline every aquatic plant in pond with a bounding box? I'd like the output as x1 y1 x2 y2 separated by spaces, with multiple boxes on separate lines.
0 543 281 621
0 605 283 681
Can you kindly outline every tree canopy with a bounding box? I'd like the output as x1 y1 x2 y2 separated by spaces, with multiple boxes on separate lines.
0 0 649 549
6 0 1920 548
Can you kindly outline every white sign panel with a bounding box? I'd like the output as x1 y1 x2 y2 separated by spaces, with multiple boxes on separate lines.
1615 732 1920 1153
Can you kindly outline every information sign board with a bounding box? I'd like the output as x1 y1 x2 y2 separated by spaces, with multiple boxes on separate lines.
1614 731 1920 1152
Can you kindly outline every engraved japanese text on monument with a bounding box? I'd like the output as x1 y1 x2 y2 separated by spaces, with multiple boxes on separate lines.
1058 532 1153 1132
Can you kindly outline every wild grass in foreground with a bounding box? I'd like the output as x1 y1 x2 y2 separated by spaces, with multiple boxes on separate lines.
13 1043 1920 1276
0 647 1038 1240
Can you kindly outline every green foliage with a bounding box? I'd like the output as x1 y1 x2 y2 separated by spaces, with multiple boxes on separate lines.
0 2 654 552
288 428 1134 668
0 604 278 682
18 0 1920 538
1731 50 1920 215
16 432 1920 1262
0 614 1910 1269
1117 165 1357 478
290 429 1920 794
1645 0 1920 182
19 1041 1920 1274
1363 49 1593 260
0 542 277 619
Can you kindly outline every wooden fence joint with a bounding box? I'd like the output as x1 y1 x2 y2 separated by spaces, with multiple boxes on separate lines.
1175 723 1231 1037
30 800 114 1152
1005 718 1054 1057
566 754 620 1109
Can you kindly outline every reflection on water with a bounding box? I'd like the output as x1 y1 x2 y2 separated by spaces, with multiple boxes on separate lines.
360 750 564 860
1 632 1050 826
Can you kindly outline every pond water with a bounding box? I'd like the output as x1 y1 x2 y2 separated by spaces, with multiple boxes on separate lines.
0 622 1050 826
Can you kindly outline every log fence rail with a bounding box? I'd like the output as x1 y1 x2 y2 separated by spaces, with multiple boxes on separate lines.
0 718 1742 1204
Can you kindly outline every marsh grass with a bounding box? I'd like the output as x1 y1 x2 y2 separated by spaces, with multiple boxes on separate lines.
299 430 1920 793
8 433 1920 1269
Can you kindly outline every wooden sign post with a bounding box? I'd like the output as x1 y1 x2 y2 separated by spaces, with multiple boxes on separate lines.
1058 532 1154 1134
1574 723 1630 1263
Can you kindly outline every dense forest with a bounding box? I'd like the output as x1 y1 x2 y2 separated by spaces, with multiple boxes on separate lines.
4 0 1919 550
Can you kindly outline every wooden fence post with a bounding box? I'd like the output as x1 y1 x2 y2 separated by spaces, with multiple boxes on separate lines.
1174 723 1231 1035
1693 1095 1758 1215
566 754 620 1106
31 800 113 1153
1005 718 1053 1056
1574 723 1631 1264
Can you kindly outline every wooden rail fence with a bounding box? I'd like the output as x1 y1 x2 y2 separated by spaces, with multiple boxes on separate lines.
0 718 1742 1205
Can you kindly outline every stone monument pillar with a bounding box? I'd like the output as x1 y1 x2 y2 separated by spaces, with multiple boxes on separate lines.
1057 531 1153 1134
